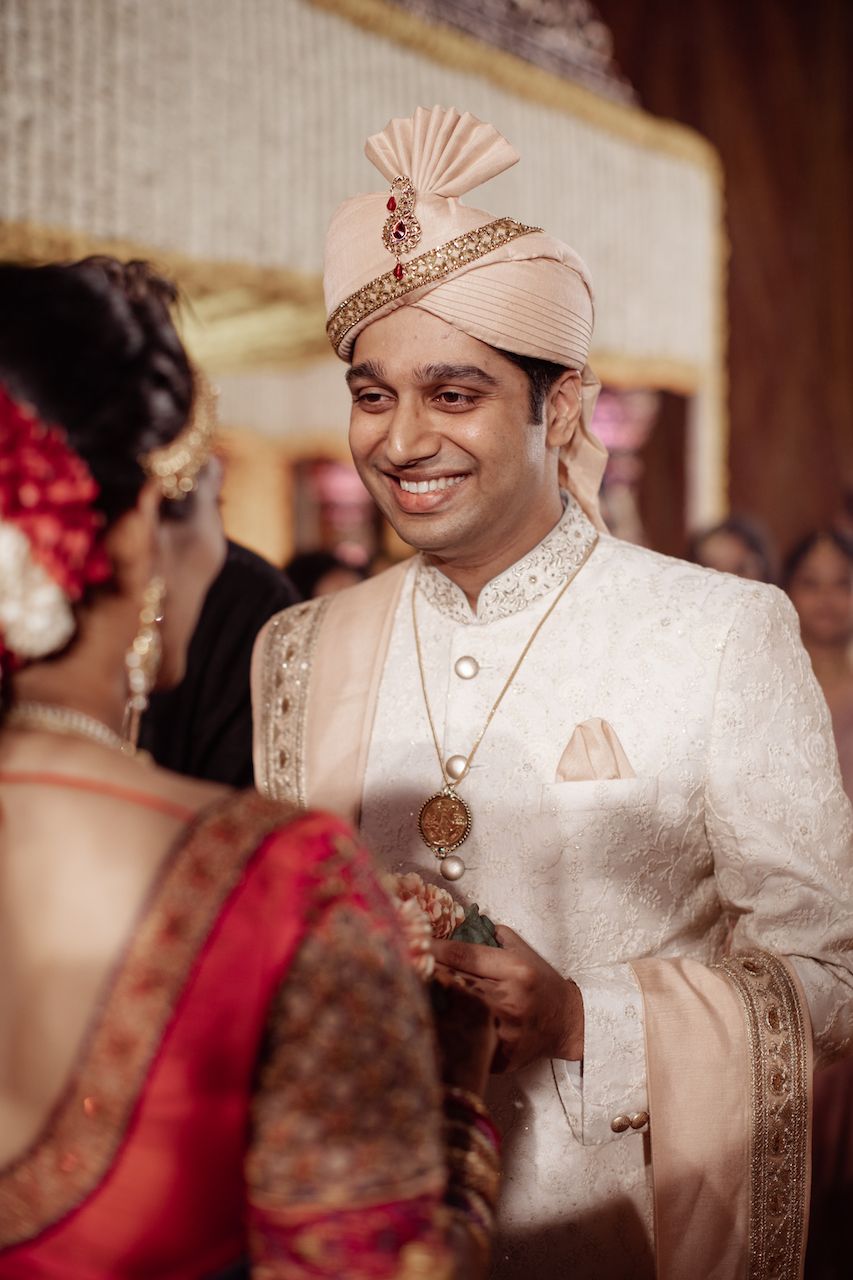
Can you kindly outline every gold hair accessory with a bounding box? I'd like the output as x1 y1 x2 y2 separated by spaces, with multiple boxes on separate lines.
382 176 422 280
121 575 165 752
142 377 218 501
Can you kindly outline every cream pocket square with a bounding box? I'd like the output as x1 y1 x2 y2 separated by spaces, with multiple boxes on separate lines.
555 718 637 782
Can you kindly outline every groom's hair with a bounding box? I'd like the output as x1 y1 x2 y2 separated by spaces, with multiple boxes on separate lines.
494 349 569 423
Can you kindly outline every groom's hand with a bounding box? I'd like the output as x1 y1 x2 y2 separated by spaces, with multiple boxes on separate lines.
432 925 584 1072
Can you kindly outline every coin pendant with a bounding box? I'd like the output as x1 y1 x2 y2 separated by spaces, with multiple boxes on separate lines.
418 788 471 853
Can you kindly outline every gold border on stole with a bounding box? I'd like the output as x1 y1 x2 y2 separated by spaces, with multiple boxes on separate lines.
256 599 331 806
717 950 811 1280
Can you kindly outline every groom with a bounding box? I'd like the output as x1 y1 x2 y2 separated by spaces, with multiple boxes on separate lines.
253 106 853 1280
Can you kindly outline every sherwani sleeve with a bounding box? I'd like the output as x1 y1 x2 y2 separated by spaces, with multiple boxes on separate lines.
705 585 853 1065
558 583 853 1149
628 584 853 1279
555 969 649 1146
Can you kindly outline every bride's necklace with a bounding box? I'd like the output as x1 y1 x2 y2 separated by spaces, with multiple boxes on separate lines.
412 569 574 880
6 701 137 757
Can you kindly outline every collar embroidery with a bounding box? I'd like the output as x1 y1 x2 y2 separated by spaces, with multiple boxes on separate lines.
417 497 598 624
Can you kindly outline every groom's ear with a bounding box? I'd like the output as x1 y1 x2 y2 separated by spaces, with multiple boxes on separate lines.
546 370 582 448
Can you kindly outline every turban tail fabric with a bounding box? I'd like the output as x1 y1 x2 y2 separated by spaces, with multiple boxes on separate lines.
324 105 608 530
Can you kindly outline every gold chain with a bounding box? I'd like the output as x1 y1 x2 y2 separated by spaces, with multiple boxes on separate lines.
412 568 576 788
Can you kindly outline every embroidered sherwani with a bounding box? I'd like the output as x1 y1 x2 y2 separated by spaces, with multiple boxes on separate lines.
253 500 853 1280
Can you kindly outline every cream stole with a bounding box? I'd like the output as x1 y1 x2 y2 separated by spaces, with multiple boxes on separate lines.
632 954 811 1280
256 562 812 1280
303 562 408 823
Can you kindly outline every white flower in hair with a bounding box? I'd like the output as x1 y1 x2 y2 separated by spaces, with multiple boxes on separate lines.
0 523 76 660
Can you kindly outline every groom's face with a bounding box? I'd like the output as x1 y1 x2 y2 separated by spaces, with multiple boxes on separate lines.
347 308 562 569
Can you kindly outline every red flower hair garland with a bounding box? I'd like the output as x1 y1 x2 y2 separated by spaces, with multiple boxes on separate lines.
0 385 111 664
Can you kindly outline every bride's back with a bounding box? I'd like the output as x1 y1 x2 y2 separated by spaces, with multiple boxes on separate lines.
0 735 227 1168
0 256 228 1176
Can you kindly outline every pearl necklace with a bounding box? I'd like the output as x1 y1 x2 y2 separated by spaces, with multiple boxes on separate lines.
6 701 135 756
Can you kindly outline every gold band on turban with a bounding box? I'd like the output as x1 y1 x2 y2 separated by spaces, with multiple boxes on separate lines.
323 106 608 530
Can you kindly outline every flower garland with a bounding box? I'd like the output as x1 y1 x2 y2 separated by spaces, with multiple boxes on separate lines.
0 385 111 668
384 872 465 980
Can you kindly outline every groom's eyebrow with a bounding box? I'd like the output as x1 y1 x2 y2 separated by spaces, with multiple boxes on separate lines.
346 361 387 386
414 363 500 388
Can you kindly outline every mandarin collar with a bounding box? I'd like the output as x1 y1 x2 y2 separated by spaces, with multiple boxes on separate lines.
416 496 598 625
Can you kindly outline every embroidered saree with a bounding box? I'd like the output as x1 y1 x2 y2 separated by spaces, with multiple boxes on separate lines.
0 790 453 1278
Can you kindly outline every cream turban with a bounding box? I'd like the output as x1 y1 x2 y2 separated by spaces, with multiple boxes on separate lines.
324 106 608 529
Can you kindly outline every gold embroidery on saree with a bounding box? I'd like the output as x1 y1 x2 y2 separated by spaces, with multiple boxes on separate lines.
718 950 810 1280
246 830 455 1278
0 791 293 1248
258 599 330 806
248 847 444 1212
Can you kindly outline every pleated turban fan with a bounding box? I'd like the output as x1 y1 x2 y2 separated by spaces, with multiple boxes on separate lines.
324 105 608 528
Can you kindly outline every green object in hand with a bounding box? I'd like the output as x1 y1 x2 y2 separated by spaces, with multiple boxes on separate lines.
451 903 500 947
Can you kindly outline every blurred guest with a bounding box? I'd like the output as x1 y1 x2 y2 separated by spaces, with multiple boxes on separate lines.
784 530 853 800
834 488 853 543
688 514 777 582
87 253 299 788
141 539 298 786
285 548 366 599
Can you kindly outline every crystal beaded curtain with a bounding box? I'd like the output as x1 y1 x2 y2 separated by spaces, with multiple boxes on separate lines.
0 0 720 375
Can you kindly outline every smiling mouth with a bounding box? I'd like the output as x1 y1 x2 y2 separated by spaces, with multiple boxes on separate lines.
397 474 466 494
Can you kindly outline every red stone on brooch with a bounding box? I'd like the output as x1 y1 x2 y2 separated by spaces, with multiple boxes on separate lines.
382 175 421 280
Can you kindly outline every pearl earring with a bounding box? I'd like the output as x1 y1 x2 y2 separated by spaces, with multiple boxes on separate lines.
121 576 165 753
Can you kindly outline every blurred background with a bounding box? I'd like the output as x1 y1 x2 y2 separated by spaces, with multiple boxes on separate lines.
1 0 851 576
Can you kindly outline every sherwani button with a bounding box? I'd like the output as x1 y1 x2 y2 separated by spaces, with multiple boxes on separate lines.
610 1115 631 1134
629 1112 649 1130
454 655 480 679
